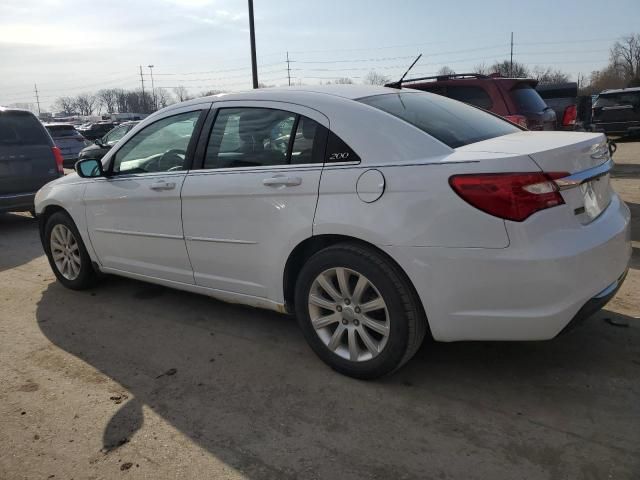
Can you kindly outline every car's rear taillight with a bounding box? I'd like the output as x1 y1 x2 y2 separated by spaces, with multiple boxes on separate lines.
52 146 64 175
449 172 569 221
504 114 528 129
562 105 577 127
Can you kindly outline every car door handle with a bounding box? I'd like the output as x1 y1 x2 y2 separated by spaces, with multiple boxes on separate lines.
262 176 302 187
149 181 176 191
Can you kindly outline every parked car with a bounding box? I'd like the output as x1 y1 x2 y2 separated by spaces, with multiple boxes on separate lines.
78 121 139 162
35 86 630 379
536 82 579 130
45 123 91 167
1 107 63 215
591 87 640 137
392 73 557 130
77 121 117 140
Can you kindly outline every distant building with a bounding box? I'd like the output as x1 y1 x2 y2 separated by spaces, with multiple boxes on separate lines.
109 112 148 121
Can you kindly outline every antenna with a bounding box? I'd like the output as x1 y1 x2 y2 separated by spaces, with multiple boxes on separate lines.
386 54 422 89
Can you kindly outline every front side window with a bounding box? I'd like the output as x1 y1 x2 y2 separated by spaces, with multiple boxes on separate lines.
204 107 327 169
359 92 519 149
111 110 201 175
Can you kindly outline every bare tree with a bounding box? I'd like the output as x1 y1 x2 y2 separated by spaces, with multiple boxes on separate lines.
332 77 354 84
155 88 174 108
490 60 529 78
173 86 191 102
363 71 389 86
54 96 76 116
473 62 489 75
73 93 97 116
610 34 640 81
531 66 570 84
437 66 456 76
97 89 118 113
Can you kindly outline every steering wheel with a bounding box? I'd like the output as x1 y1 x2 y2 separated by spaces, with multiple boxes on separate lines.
157 149 186 171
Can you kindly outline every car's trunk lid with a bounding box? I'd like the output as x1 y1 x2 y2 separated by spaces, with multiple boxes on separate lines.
457 131 613 224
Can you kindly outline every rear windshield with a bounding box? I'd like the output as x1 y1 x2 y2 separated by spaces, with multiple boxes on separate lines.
358 92 519 148
510 85 548 113
594 92 640 108
0 111 50 146
46 125 79 137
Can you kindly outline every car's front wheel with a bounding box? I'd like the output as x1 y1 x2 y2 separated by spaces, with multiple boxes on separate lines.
44 211 98 290
295 243 427 379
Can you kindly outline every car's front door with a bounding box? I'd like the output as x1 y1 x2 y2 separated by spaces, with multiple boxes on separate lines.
181 102 329 302
84 104 208 283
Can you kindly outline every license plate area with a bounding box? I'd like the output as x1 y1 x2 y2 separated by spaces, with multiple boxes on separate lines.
577 173 611 223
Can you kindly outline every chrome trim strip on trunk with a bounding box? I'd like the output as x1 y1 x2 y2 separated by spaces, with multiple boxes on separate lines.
554 158 613 191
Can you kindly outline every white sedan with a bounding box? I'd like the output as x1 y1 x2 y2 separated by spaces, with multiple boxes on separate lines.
35 85 631 379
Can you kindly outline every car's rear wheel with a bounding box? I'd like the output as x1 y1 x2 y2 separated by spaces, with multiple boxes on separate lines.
295 242 427 379
44 211 98 290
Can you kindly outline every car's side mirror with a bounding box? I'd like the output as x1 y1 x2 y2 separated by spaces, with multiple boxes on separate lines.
76 158 105 178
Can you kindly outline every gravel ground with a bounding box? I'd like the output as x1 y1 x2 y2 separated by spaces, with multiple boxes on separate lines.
1 141 639 480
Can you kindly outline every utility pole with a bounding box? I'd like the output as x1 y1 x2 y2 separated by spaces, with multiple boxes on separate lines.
34 84 41 116
148 65 156 110
510 32 514 77
248 0 258 89
139 65 147 112
286 51 291 86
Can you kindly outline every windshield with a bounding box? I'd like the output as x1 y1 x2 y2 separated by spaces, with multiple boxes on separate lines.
594 92 640 108
510 85 548 113
0 111 50 146
359 92 519 148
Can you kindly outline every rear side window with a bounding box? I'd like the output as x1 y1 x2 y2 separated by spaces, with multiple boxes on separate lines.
325 131 360 163
510 85 548 113
446 86 493 110
359 92 519 149
46 125 79 137
0 111 50 146
204 107 331 168
594 92 640 108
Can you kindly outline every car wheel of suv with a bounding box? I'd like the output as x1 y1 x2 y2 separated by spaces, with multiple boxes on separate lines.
294 242 427 379
44 211 98 290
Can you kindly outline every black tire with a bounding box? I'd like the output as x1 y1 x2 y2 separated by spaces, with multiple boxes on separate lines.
294 242 427 379
44 211 98 290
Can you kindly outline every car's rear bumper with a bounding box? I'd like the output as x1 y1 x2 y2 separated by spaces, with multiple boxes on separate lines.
384 194 632 342
0 191 36 213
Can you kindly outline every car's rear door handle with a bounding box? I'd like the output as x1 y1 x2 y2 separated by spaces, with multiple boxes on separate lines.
262 176 302 187
149 180 176 191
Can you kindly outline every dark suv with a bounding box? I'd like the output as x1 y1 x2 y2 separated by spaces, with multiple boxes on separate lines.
77 121 117 140
391 73 556 131
591 87 640 136
0 108 63 215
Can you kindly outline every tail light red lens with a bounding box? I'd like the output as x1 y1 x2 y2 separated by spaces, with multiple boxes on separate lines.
562 104 577 127
52 146 64 175
504 114 528 129
449 172 569 221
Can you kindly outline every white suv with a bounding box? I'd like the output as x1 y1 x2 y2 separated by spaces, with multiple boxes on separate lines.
35 86 631 379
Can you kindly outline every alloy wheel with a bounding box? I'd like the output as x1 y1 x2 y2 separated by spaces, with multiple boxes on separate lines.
50 224 81 281
308 267 390 362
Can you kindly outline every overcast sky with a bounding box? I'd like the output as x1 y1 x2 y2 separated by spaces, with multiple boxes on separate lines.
2 0 639 111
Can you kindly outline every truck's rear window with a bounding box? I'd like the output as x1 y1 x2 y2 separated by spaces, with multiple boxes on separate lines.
46 125 80 137
0 111 50 146
358 92 519 148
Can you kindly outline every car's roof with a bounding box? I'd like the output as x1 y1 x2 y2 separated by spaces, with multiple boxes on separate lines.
600 86 640 95
0 106 37 115
180 85 400 108
45 123 76 127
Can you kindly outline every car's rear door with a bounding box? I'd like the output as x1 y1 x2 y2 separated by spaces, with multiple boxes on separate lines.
181 101 328 303
0 110 58 195
84 104 209 283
